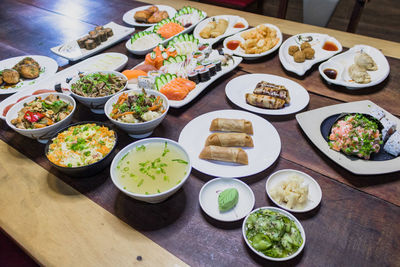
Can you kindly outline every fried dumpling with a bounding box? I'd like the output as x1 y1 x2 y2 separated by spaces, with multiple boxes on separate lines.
354 52 378 71
349 64 371 84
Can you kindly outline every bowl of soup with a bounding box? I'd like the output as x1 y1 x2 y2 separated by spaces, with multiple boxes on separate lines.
110 138 191 203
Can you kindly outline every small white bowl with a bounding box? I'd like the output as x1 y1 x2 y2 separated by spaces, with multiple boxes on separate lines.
242 206 306 261
6 92 76 143
266 169 322 213
69 70 128 114
110 138 191 203
104 89 169 138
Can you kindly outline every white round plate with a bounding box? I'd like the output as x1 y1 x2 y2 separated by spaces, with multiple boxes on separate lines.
122 5 177 27
0 55 58 94
279 33 342 76
178 109 281 178
319 44 390 89
193 15 249 46
266 169 322 213
242 206 306 261
225 73 310 115
222 23 282 60
199 178 255 222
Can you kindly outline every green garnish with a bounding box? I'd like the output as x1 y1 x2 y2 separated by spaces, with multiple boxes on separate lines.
172 159 188 164
136 145 146 152
218 188 239 212
137 179 144 187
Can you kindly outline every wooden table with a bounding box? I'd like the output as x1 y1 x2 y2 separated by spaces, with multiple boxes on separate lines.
0 0 399 266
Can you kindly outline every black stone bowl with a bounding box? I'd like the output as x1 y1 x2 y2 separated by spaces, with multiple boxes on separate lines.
44 121 118 177
320 112 396 161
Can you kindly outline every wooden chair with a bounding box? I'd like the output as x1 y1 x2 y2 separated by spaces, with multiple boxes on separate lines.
347 0 370 33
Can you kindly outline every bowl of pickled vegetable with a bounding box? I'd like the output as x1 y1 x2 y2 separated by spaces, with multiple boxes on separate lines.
242 207 305 261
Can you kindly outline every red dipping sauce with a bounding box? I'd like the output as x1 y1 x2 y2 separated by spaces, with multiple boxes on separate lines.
227 40 240 50
234 22 245 28
323 41 338 51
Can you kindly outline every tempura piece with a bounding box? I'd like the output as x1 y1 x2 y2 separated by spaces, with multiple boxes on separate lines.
199 145 248 165
210 118 253 134
205 133 254 147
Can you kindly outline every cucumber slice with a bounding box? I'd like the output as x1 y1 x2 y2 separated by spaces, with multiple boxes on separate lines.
155 77 164 91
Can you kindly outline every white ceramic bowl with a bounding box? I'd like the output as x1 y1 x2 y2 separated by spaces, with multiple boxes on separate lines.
242 206 306 261
104 89 169 138
5 92 76 143
110 138 191 203
69 70 128 114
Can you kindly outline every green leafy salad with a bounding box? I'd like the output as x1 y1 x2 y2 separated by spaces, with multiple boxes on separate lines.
245 209 303 258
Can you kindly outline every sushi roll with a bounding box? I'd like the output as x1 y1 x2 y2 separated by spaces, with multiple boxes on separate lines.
213 60 222 71
383 131 400 156
138 76 154 90
193 51 205 61
91 33 101 45
206 64 216 76
148 71 162 82
89 30 97 37
188 71 199 84
77 36 89 49
198 68 210 82
198 43 212 57
98 30 108 42
84 39 97 50
381 117 397 141
105 28 114 37
95 25 104 31
194 65 205 73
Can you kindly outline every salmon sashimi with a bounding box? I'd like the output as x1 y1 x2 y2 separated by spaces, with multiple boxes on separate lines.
160 78 196 100
157 23 184 39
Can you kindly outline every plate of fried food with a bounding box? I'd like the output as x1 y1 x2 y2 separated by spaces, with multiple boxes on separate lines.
0 55 58 95
123 5 177 27
223 24 282 60
194 15 249 46
279 33 342 76
225 74 309 115
178 109 281 178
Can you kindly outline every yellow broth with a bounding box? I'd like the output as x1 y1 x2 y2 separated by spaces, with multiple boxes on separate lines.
116 141 189 195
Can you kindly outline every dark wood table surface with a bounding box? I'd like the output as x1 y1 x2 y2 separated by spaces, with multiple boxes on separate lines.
0 0 399 266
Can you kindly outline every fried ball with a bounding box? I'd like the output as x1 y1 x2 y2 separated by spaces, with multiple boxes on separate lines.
293 51 305 63
288 45 300 56
303 47 315 59
2 69 20 84
19 64 40 79
13 57 39 70
300 42 311 50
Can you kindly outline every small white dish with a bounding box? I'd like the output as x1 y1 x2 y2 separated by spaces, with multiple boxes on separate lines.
178 109 281 178
319 44 390 89
199 178 255 222
225 73 309 115
51 22 135 61
279 33 342 76
6 92 76 143
223 23 282 60
110 138 191 204
104 89 169 138
193 15 249 46
68 70 128 114
242 206 306 261
122 5 177 27
266 169 322 213
0 55 58 95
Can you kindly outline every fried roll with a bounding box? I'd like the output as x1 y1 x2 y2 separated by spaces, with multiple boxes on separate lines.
210 118 253 134
210 19 228 38
199 145 248 165
245 93 286 109
205 133 254 147
253 81 290 103
200 20 217 39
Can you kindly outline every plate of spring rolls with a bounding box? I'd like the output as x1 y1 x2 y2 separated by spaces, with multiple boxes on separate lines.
178 109 281 178
225 74 310 115
193 15 249 46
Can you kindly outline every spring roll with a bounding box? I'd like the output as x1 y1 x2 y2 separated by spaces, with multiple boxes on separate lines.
210 19 228 38
205 133 254 147
199 20 217 39
245 93 286 109
199 145 248 165
210 118 253 134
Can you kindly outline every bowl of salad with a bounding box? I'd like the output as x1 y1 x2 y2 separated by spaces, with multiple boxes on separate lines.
242 207 306 261
44 121 118 177
69 71 128 114
6 92 76 143
104 88 169 138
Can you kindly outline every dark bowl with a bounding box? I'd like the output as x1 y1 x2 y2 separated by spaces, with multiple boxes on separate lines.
44 121 118 177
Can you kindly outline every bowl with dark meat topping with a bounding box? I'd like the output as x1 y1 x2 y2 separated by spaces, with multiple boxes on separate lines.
69 71 128 114
105 89 169 138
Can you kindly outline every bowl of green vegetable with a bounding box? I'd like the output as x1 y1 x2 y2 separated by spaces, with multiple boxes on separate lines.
242 207 306 261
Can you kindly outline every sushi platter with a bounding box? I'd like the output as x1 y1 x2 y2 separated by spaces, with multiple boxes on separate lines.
193 15 249 46
51 22 135 61
126 6 207 55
